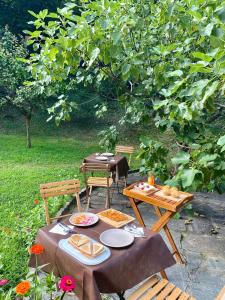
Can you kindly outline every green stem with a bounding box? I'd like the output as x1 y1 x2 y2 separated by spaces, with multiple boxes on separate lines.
34 255 38 300
60 291 66 300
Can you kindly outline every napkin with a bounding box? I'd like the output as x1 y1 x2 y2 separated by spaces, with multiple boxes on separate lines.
49 224 74 235
124 225 145 237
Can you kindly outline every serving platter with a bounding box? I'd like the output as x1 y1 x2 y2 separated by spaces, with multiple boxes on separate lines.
59 237 111 265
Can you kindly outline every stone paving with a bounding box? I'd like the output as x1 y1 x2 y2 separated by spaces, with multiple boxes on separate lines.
54 172 225 300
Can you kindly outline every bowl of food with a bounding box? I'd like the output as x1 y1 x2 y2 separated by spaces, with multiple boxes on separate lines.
69 212 99 227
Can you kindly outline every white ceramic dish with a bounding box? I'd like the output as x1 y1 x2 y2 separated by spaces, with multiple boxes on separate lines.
101 153 114 157
58 237 111 265
95 156 108 161
100 229 134 248
69 212 99 227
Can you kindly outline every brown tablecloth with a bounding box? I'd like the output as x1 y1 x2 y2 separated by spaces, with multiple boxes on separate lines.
84 154 129 180
30 211 175 300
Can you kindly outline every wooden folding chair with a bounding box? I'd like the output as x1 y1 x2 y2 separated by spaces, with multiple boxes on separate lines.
40 179 82 225
127 275 195 300
115 145 134 166
80 163 113 210
127 275 225 300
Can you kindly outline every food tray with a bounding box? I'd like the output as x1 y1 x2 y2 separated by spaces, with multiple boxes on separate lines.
97 209 135 228
154 190 187 202
58 237 111 265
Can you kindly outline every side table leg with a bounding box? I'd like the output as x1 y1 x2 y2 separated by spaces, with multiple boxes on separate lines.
129 197 146 227
154 207 184 264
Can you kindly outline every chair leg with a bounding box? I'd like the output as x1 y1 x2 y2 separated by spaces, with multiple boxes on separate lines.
106 186 110 209
86 186 93 211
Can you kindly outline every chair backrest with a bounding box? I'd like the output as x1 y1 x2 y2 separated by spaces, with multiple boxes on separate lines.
80 163 111 173
115 145 134 165
40 179 81 225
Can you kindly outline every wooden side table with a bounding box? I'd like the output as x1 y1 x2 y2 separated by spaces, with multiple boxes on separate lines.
123 183 194 263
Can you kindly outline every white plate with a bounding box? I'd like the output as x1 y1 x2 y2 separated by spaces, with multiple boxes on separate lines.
58 237 111 265
101 153 114 157
95 156 108 161
100 229 134 248
69 212 99 227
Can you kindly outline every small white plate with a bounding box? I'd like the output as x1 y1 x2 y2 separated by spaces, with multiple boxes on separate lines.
58 237 111 265
100 229 134 248
101 153 114 157
69 212 99 227
96 156 108 161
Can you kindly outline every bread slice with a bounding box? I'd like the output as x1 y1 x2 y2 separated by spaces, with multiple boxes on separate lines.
68 234 89 247
79 242 104 258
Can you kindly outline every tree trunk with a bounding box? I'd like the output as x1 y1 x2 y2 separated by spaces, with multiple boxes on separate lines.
25 115 32 148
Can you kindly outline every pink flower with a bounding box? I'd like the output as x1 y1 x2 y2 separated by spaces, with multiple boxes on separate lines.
0 279 8 286
59 275 75 292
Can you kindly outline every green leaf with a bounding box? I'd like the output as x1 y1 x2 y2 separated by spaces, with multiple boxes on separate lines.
202 81 219 103
88 48 100 67
171 151 190 165
199 154 218 167
166 70 183 77
112 31 121 44
192 52 212 62
190 64 211 73
201 23 214 36
181 169 202 188
28 10 38 18
217 135 225 146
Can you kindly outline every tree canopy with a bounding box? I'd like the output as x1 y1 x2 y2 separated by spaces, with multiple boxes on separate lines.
26 0 225 192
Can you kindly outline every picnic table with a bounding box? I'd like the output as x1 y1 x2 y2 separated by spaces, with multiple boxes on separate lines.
84 153 129 182
123 183 194 264
30 209 175 300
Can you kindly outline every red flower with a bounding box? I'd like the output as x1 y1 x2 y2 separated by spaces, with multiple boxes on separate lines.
34 199 39 205
15 281 30 295
29 244 44 255
59 275 75 292
0 279 8 286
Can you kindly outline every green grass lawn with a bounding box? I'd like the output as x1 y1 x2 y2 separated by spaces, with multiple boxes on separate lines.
0 128 101 285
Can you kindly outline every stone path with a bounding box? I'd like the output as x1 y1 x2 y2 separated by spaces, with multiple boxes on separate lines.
54 172 225 300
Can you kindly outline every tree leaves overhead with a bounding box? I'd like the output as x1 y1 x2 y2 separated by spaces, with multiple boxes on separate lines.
26 0 225 192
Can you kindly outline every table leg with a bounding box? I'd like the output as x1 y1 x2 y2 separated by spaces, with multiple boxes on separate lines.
160 270 168 280
129 197 146 227
153 207 184 264
117 292 125 300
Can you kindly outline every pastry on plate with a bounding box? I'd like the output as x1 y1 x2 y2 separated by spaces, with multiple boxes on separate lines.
68 234 89 247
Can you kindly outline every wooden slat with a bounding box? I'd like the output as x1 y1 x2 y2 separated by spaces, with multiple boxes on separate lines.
178 292 191 300
40 179 80 188
87 177 113 187
115 145 134 154
140 279 169 300
167 287 183 300
81 163 110 171
41 185 80 193
215 286 225 300
41 190 77 198
156 282 176 300
127 276 160 300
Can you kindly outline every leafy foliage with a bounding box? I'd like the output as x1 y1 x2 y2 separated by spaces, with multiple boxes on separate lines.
26 0 225 192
